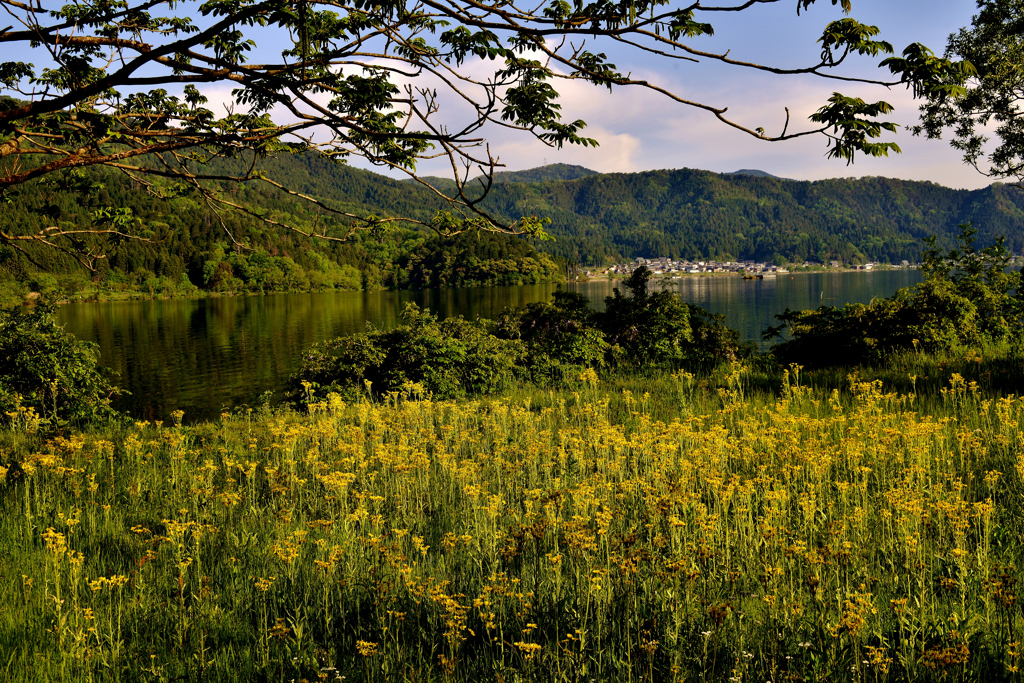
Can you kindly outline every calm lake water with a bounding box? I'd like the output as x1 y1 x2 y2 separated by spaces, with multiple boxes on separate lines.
57 270 924 421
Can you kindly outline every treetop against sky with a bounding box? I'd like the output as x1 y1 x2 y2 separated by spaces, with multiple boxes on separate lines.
0 0 990 266
1 1 973 168
416 0 983 188
533 1 988 188
209 0 990 188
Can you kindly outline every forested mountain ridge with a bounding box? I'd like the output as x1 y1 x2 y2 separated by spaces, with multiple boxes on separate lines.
406 163 599 192
386 160 1023 264
251 157 1024 267
2 151 1022 301
724 169 790 179
489 164 600 184
472 169 1024 264
0 154 562 300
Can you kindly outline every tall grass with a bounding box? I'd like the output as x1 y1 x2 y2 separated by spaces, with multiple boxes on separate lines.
1 367 1022 682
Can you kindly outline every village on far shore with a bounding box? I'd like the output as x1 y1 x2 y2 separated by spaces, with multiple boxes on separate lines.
583 253 1022 280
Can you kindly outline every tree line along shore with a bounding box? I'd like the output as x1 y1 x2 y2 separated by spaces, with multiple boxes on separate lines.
6 157 1024 306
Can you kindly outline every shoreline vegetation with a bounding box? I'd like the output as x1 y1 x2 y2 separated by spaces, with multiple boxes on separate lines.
6 158 1024 310
1 228 1023 681
0 228 564 308
11 265 916 308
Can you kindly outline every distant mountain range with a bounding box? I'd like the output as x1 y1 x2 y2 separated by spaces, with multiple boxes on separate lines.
460 164 1023 264
5 154 1023 288
393 161 1023 265
418 165 785 186
409 163 599 191
491 163 600 184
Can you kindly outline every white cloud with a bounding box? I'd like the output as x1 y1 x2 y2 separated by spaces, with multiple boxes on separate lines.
193 1 994 191
193 84 247 118
462 60 993 190
486 124 644 174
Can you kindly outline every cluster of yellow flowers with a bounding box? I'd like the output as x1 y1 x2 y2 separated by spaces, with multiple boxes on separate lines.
1 370 1021 681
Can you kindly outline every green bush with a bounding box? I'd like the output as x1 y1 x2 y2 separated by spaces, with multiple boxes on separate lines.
597 266 746 369
766 224 1022 367
28 272 59 296
294 303 525 400
495 289 610 383
296 278 749 402
0 301 122 428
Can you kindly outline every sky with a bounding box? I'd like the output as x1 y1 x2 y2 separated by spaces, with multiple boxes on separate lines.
369 0 989 189
10 0 984 189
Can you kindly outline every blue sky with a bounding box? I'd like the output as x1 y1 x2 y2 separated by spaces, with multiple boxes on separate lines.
59 0 982 189
386 0 988 189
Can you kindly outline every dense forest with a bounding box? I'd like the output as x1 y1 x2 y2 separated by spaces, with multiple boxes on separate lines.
0 154 563 300
2 151 1023 300
475 169 1024 264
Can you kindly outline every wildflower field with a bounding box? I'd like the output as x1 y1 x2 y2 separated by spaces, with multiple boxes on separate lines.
1 369 1022 682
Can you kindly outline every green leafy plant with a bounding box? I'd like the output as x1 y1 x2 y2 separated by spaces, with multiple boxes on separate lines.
915 0 1024 187
0 301 122 428
297 278 748 401
765 223 1022 366
495 289 609 384
599 266 746 369
294 303 525 400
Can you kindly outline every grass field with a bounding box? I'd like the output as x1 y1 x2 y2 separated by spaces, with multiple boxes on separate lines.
1 364 1022 682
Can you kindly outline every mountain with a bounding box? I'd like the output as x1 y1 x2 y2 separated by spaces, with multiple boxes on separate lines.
724 169 790 180
389 163 1023 265
408 163 598 191
490 164 599 184
0 154 563 298
4 156 1024 299
469 168 1024 264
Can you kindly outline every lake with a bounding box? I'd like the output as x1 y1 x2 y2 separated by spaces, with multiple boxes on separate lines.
57 270 924 421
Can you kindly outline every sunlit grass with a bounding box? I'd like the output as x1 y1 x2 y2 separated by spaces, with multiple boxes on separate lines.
1 365 1022 682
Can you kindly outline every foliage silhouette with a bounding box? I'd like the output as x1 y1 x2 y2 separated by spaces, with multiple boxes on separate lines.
1 0 970 266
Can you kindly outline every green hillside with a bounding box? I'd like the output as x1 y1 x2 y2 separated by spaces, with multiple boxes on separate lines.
724 169 790 179
474 169 1024 264
378 162 1024 265
0 154 561 301
2 153 1023 301
490 163 599 184
401 163 597 193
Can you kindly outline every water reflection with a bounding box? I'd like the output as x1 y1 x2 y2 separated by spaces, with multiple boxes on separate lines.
605 271 924 347
57 285 562 421
57 272 923 422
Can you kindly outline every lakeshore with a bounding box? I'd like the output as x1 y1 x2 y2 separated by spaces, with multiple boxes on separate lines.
54 271 926 421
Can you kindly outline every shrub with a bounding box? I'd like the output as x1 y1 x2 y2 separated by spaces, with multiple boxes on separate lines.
28 272 60 297
598 266 745 369
0 301 122 428
295 278 750 403
294 303 525 400
494 289 609 384
766 224 1022 367
297 278 750 403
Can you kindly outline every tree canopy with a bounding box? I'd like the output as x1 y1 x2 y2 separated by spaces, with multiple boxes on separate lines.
1 0 971 267
916 0 1024 188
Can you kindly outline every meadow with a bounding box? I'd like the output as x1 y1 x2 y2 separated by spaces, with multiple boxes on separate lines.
1 362 1022 682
